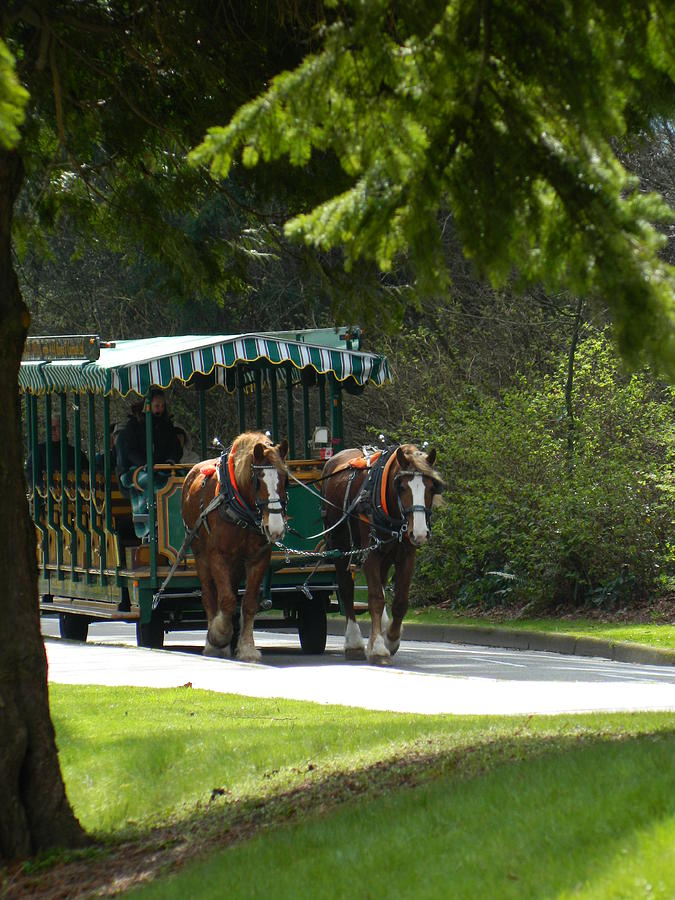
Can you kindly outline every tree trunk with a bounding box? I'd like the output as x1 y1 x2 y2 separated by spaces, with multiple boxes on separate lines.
564 296 584 469
0 149 89 860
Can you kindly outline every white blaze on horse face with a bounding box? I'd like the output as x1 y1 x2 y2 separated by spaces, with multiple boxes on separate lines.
261 467 285 541
408 473 428 546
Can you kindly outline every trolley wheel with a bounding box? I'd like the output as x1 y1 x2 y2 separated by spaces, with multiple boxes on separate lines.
136 611 165 649
298 595 328 655
59 613 89 642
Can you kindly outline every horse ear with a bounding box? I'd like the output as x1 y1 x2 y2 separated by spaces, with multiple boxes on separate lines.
426 448 436 466
253 442 266 462
396 447 407 467
277 438 289 460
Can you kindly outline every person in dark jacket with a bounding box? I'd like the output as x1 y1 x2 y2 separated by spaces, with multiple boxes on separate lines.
148 388 183 465
115 390 182 537
26 415 88 485
115 390 182 483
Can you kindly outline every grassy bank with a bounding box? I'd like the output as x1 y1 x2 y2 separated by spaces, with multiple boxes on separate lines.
7 685 671 897
404 607 675 651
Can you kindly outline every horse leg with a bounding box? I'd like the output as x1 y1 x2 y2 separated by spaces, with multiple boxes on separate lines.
195 553 229 658
204 550 237 657
337 558 365 660
386 550 416 656
378 558 400 656
236 552 269 663
363 553 390 665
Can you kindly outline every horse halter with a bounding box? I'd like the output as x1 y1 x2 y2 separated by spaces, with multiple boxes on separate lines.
393 469 438 536
250 463 288 518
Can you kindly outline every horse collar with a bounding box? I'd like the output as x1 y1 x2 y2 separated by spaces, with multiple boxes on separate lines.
358 447 405 538
218 445 264 532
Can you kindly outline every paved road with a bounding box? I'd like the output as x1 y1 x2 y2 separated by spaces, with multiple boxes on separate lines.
42 618 675 716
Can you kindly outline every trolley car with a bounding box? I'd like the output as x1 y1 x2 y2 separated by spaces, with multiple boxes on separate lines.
20 329 391 652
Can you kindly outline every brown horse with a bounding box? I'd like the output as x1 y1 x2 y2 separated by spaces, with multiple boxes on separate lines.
321 444 443 664
181 431 289 662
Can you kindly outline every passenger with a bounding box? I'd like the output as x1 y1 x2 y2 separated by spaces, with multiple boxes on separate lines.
148 389 183 464
26 415 88 485
114 391 183 539
174 425 200 464
115 401 144 488
116 391 183 482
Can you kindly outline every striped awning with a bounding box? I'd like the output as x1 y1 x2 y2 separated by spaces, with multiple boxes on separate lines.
19 330 392 396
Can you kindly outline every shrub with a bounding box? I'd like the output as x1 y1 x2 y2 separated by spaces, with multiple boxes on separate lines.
407 329 675 611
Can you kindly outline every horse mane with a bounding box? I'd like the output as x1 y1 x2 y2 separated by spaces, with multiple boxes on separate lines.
231 431 286 487
398 443 444 487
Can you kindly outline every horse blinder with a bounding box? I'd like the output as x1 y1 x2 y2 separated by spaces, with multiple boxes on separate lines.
394 470 436 532
250 463 288 517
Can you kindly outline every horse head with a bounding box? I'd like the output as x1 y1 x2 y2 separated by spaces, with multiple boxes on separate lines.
393 444 444 547
251 437 289 542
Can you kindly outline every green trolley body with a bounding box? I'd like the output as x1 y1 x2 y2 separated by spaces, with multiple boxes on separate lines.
20 329 391 652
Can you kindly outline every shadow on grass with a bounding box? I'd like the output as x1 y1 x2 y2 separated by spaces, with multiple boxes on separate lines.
135 728 675 899
5 727 675 898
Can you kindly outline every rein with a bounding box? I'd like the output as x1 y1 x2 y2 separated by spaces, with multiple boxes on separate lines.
153 442 438 609
152 488 226 609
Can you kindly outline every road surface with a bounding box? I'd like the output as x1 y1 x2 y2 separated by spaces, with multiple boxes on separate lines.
42 618 675 716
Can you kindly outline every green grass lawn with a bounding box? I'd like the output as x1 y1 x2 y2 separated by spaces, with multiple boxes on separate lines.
43 685 675 897
404 607 675 650
134 728 675 899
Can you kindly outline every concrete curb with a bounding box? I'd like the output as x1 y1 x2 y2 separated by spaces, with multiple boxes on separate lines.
326 619 675 667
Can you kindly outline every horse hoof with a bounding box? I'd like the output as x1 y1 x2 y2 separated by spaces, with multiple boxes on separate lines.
384 639 401 656
369 654 392 667
203 642 230 659
236 646 262 663
345 647 367 660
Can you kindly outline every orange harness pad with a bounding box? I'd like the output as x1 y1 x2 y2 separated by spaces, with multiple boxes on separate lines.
331 450 382 477
348 450 382 470
199 463 220 495
339 449 394 517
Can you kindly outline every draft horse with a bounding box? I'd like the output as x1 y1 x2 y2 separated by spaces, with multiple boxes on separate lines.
321 444 443 664
182 431 289 662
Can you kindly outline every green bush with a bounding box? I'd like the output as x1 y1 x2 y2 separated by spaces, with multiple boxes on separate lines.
408 329 675 611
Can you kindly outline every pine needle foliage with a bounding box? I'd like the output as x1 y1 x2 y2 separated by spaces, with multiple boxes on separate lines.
192 0 675 374
0 38 28 149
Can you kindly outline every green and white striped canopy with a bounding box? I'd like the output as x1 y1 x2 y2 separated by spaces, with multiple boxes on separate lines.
19 329 392 397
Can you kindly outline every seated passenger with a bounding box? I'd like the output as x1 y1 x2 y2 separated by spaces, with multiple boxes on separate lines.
26 415 88 485
174 424 201 464
116 390 182 480
115 391 183 539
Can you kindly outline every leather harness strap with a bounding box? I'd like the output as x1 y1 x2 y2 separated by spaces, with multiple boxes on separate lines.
379 450 397 518
328 447 406 543
227 443 247 509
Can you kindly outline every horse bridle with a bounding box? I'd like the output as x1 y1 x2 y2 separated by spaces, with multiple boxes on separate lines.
393 469 440 535
250 463 288 519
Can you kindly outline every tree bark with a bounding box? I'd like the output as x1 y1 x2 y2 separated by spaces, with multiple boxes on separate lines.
564 296 584 469
0 149 89 860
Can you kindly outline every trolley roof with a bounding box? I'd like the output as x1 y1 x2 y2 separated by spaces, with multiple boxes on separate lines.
19 328 392 397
